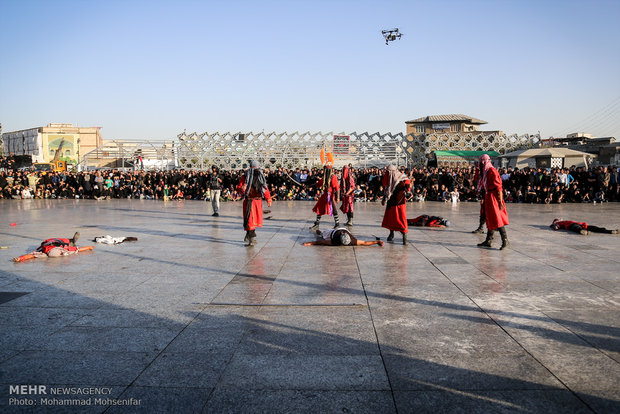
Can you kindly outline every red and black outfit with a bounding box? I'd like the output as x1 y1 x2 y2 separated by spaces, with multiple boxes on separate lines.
551 220 616 234
381 165 410 244
477 155 510 249
236 163 272 245
340 166 355 226
36 238 78 255
310 166 341 229
407 215 449 227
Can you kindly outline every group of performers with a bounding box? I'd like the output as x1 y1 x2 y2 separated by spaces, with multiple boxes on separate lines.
235 154 617 248
234 150 414 247
13 155 615 263
234 154 478 248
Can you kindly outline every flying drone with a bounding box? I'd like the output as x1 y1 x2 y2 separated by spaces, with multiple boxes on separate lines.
382 28 402 45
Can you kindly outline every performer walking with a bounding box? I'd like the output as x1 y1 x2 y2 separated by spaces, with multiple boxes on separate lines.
381 165 410 244
476 154 510 250
340 165 356 226
236 160 272 246
310 151 341 230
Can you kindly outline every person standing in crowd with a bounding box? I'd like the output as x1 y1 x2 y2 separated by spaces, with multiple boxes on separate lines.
93 171 104 198
476 154 510 250
381 164 410 244
340 164 356 226
310 152 340 231
208 165 223 217
236 160 272 246
27 171 40 193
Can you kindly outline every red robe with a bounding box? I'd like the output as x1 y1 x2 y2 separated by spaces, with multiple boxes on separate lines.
555 220 587 230
36 238 78 255
381 177 410 233
236 176 272 231
407 215 445 227
483 168 509 231
313 174 340 216
340 169 355 214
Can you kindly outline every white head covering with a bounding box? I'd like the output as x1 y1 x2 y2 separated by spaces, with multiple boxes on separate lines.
384 164 406 199
244 160 267 197
479 154 493 191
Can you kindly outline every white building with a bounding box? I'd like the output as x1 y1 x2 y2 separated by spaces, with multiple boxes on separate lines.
2 123 103 164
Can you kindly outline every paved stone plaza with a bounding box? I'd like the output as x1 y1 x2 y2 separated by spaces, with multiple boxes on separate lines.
0 199 619 413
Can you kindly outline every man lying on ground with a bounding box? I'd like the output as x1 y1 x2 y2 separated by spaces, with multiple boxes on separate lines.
303 227 384 247
407 215 451 228
14 232 93 262
550 218 618 235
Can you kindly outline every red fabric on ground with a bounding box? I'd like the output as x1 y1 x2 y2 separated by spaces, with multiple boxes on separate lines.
556 220 587 230
36 238 75 255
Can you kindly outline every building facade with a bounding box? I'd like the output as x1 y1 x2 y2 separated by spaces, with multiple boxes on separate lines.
402 114 535 166
541 132 618 166
2 123 103 166
405 114 500 136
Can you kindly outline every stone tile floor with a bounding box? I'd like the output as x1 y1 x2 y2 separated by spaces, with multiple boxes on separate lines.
0 199 618 413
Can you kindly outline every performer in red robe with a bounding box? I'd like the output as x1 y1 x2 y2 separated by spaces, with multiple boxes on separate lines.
310 156 341 230
236 160 272 246
340 165 355 226
476 154 510 249
381 165 410 244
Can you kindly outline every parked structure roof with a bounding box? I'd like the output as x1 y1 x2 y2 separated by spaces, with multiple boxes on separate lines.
500 148 592 158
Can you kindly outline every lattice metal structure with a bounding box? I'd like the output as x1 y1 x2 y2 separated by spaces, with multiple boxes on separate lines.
403 132 542 165
176 130 540 170
176 131 408 170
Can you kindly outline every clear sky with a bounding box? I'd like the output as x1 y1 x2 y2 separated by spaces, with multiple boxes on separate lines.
1 0 619 141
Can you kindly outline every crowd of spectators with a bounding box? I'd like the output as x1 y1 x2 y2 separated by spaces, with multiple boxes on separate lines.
1 155 619 203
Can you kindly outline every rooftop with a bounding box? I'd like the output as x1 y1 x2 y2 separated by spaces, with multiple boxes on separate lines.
501 148 593 158
406 114 488 124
